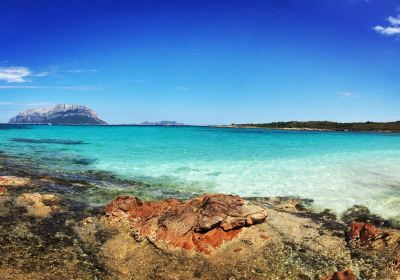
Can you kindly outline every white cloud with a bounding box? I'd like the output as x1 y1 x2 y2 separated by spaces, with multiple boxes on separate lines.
0 85 103 91
374 15 400 36
388 16 400 26
340 91 359 99
374 25 400 35
0 67 31 83
178 86 189 91
0 66 56 83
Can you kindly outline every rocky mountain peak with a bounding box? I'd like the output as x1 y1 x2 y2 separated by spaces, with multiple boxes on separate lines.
9 104 107 125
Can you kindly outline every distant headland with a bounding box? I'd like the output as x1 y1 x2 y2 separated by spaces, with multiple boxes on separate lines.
220 121 400 132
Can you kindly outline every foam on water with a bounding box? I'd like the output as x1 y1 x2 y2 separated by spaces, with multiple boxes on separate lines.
1 125 400 219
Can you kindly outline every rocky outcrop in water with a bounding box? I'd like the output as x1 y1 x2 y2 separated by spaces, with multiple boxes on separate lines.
8 104 107 125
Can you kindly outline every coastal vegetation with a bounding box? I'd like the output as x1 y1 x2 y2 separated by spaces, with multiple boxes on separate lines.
232 121 400 132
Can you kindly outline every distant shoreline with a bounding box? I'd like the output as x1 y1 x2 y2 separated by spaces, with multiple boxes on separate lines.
212 121 400 133
2 122 400 133
211 125 400 133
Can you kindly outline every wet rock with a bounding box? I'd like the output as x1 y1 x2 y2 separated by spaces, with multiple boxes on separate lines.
322 269 356 280
105 194 268 253
251 196 313 212
348 222 382 245
15 193 60 217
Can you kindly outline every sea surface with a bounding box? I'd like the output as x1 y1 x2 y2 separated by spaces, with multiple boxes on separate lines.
1 125 400 219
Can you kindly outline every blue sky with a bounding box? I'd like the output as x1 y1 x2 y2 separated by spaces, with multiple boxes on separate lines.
1 0 400 125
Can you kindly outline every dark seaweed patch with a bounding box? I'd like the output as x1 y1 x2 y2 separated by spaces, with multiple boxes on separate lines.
71 157 96 165
10 138 85 145
341 205 396 228
0 124 32 130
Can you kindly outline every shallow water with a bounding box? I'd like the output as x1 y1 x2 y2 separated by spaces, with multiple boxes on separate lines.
1 125 400 219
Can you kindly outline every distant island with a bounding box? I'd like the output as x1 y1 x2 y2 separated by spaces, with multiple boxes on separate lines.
224 121 400 132
8 104 107 125
138 121 184 126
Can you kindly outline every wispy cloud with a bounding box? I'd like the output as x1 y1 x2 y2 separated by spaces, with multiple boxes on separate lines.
0 85 103 91
373 15 400 36
0 66 55 83
0 67 32 83
178 86 189 91
340 91 359 99
0 101 52 106
67 69 98 73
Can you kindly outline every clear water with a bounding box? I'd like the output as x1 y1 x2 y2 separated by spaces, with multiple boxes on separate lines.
1 125 400 219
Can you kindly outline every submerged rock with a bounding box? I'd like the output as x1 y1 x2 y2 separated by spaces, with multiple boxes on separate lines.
0 176 33 187
15 193 60 217
105 194 268 253
0 176 34 196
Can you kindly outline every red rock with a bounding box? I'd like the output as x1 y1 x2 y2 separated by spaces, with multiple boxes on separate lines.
0 177 8 196
233 247 243 253
259 233 269 240
348 222 381 244
105 194 268 253
0 186 6 195
322 269 356 280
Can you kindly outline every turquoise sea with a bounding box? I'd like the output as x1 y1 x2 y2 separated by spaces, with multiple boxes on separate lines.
1 125 400 219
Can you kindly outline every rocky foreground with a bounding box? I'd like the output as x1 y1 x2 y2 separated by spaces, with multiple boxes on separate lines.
0 175 399 280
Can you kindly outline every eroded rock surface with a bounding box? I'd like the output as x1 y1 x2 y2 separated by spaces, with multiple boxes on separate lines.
74 195 365 279
104 194 268 253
